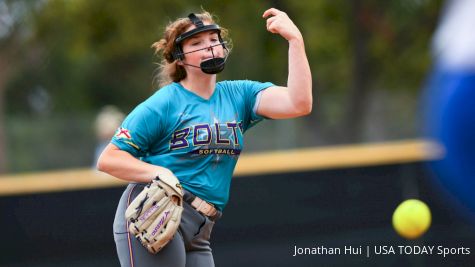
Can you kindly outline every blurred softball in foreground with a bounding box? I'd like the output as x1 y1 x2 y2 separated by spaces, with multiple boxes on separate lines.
392 199 431 239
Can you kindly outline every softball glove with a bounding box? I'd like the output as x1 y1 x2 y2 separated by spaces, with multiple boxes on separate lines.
125 172 184 254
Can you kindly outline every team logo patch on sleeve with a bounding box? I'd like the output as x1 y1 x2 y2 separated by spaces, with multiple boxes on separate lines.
115 127 132 139
114 127 140 150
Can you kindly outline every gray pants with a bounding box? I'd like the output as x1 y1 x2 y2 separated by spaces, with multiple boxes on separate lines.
113 183 217 267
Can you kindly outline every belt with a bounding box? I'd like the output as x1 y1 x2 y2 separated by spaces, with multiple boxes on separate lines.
183 190 222 221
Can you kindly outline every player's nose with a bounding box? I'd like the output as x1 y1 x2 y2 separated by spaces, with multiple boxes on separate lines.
206 44 215 52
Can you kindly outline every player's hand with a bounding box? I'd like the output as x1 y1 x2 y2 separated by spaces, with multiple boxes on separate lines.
262 8 303 42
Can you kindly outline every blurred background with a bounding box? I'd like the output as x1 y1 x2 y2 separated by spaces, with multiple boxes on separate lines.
1 0 475 266
0 0 442 173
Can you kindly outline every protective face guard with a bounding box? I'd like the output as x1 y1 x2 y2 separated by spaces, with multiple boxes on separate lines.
173 13 228 74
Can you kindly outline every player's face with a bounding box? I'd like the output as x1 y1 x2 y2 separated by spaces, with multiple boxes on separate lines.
180 28 224 68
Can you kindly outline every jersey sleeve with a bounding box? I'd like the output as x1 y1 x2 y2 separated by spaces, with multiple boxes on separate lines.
111 94 168 158
239 80 274 132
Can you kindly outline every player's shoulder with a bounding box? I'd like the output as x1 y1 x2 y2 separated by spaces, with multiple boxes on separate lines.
217 80 274 96
218 80 257 89
218 79 274 88
135 83 179 114
144 83 179 105
217 80 258 95
151 82 179 99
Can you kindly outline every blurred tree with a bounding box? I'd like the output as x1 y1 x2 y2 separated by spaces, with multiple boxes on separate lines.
0 0 38 173
287 0 442 142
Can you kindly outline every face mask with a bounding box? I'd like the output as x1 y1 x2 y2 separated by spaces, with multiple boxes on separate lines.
172 13 228 74
200 57 226 74
178 43 229 74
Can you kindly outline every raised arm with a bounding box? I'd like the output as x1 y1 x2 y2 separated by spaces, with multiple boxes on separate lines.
257 8 313 119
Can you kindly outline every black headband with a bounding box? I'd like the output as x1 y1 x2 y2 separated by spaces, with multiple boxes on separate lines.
175 13 221 45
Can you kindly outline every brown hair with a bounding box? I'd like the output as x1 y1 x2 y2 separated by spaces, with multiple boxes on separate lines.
151 11 230 88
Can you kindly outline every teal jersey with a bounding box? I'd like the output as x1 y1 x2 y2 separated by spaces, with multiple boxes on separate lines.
111 80 273 210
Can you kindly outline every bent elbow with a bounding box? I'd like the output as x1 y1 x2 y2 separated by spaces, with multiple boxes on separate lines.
96 157 105 173
96 153 110 173
295 100 313 117
303 102 313 115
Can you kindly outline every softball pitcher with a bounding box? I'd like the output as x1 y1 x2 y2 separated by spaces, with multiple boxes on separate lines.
97 7 312 267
